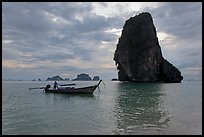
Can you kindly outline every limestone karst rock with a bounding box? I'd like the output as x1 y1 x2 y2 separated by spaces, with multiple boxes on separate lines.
113 12 183 82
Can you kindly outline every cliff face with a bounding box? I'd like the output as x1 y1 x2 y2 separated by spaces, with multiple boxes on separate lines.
113 12 183 82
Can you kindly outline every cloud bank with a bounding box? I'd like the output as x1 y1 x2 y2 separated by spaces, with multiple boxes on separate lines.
2 2 202 80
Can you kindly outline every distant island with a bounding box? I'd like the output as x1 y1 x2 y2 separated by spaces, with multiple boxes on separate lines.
93 76 100 81
46 75 64 81
72 73 92 81
111 78 119 81
64 78 70 81
46 74 100 81
32 78 41 81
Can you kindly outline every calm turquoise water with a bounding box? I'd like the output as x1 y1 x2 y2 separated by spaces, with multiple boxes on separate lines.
2 81 202 135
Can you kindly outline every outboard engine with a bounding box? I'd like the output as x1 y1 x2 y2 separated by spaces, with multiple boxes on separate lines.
45 85 51 91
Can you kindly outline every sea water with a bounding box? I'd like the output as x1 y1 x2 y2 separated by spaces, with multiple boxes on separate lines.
2 80 202 135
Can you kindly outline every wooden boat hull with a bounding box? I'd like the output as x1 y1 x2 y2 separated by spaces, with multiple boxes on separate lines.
44 85 97 94
44 80 102 94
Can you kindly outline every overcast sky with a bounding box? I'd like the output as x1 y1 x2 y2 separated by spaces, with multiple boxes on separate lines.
2 2 202 81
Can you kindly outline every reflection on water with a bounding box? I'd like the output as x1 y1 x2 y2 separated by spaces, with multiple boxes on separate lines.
113 82 170 134
44 92 95 105
45 92 94 98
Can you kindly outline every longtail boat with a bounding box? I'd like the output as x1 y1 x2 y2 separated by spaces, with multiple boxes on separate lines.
44 80 102 94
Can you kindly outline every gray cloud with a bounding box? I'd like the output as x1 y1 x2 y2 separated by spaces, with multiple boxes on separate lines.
2 2 202 81
144 2 202 41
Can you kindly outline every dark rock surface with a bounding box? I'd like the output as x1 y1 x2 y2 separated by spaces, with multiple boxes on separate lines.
93 76 100 81
113 12 183 83
72 73 92 81
159 59 183 83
